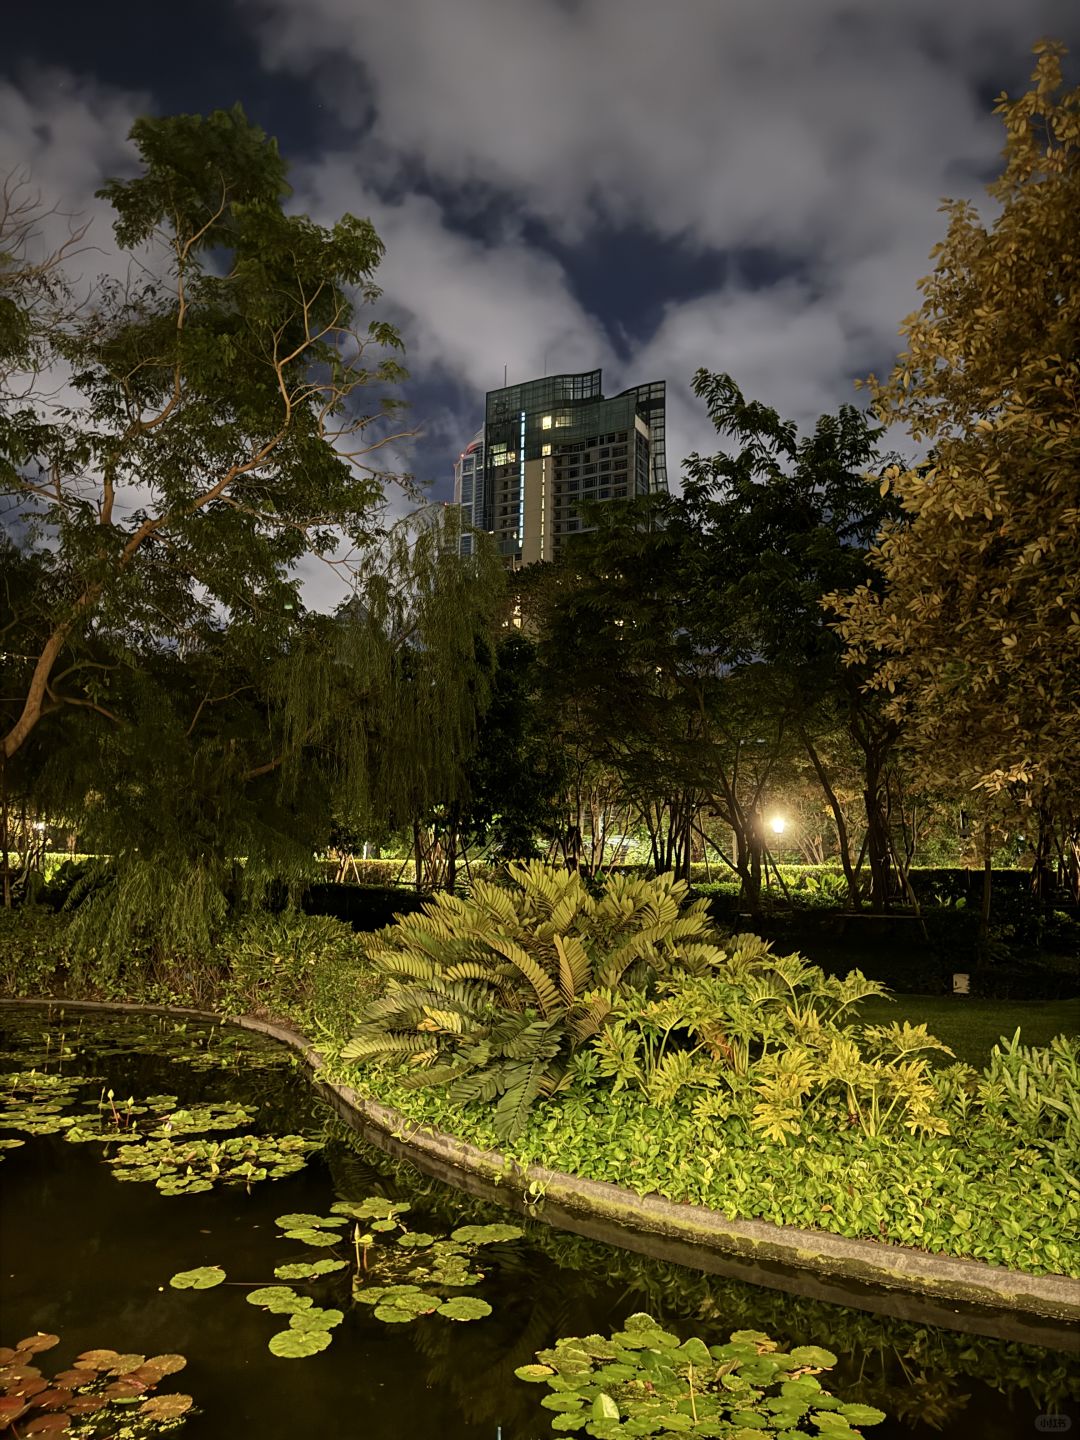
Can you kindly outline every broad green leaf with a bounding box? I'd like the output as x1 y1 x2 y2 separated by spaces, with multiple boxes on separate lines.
169 1266 225 1289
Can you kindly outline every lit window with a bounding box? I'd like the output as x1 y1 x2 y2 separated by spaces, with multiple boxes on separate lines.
542 443 552 456
541 415 553 429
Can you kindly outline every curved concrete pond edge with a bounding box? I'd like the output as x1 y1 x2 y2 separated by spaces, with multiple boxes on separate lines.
3 996 1078 1333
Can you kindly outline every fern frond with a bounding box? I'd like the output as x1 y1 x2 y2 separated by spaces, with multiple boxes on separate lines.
483 932 561 1016
493 1057 549 1139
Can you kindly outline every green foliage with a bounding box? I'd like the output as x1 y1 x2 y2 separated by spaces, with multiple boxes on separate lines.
517 1312 886 1438
221 909 380 1039
169 1267 226 1290
343 970 1079 1276
342 863 725 1137
962 1031 1080 1194
107 1132 317 1194
0 904 67 995
589 934 951 1139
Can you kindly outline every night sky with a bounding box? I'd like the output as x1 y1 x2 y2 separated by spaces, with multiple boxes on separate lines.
3 0 1078 607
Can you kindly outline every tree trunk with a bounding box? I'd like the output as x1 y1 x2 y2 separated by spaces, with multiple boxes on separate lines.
978 820 993 963
445 804 459 893
1 759 10 910
801 730 861 910
863 749 892 912
1031 801 1055 904
413 820 424 893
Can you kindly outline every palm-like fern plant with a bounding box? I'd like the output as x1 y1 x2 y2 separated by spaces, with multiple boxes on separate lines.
341 861 725 1138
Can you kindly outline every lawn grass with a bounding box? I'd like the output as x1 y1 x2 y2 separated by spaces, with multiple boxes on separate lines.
858 993 1080 1066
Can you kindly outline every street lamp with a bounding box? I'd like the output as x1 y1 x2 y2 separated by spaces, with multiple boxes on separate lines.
769 815 786 837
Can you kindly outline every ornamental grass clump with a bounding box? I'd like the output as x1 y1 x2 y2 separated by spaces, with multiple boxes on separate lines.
342 861 725 1138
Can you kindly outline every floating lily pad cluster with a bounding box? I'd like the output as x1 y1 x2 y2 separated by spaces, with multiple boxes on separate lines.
515 1313 888 1438
0 1051 318 1195
0 1015 286 1075
167 1196 523 1359
0 1071 96 1136
108 1132 318 1194
0 1070 256 1148
329 1199 519 1323
0 1332 194 1436
66 1098 258 1144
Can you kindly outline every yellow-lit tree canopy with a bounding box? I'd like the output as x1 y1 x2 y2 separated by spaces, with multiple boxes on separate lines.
827 43 1079 820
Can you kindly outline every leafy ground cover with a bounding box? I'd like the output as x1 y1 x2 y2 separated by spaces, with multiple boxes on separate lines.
329 1040 1078 1277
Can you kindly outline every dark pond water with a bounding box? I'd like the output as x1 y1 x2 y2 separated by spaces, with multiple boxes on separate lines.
1 1007 1076 1439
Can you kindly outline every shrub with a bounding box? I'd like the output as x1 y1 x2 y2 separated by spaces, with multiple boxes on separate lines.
220 910 380 1042
0 905 68 995
589 935 955 1139
342 861 725 1138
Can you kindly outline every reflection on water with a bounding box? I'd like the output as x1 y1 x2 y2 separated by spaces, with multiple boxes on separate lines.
0 1008 1076 1440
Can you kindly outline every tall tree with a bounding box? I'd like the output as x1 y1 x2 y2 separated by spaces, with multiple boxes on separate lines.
826 43 1080 884
684 370 904 909
22 504 504 963
1 105 409 767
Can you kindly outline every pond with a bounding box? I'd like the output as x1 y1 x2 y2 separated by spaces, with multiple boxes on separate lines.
0 1007 1075 1439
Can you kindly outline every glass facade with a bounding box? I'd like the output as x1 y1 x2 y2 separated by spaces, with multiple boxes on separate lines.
474 369 666 564
452 429 485 557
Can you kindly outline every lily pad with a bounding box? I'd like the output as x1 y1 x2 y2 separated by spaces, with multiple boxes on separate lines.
19 1416 70 1436
274 1259 348 1280
73 1350 120 1370
288 1307 344 1332
246 1286 314 1315
838 1403 888 1425
140 1393 194 1419
282 1228 341 1247
516 1364 556 1382
140 1354 188 1379
449 1223 524 1245
15 1335 60 1355
396 1232 436 1248
268 1328 332 1358
519 1317 869 1438
275 1213 347 1230
169 1267 226 1290
106 1353 146 1375
788 1346 838 1369
436 1297 493 1322
331 1197 411 1220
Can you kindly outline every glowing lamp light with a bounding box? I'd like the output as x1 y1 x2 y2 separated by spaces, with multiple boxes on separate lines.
769 815 786 836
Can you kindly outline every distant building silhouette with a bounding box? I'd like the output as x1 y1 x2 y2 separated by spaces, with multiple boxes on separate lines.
452 369 666 565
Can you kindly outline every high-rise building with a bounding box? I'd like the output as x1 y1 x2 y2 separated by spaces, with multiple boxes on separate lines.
453 370 666 565
451 429 485 557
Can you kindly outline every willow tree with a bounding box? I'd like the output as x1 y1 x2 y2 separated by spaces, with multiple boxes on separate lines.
826 43 1080 893
284 505 506 891
27 504 504 973
1 104 409 770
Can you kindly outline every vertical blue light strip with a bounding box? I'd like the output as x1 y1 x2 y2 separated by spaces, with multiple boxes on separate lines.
518 410 526 550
